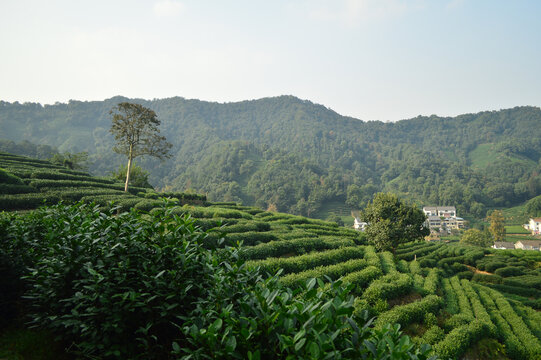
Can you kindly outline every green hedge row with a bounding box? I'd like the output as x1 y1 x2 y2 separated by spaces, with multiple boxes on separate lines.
441 278 459 315
502 275 541 290
423 269 440 295
28 179 125 191
364 246 381 268
379 252 397 274
240 237 356 260
144 191 207 202
362 273 413 304
29 171 114 184
0 168 25 185
167 206 253 220
460 279 495 334
374 295 443 330
396 243 442 261
203 231 278 248
0 183 37 195
218 221 270 234
280 258 368 287
0 193 61 210
476 286 527 360
484 283 541 298
449 276 473 320
342 266 383 291
247 246 365 275
433 320 489 359
486 287 541 359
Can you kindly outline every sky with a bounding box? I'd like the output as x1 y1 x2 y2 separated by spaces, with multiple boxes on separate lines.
0 0 540 122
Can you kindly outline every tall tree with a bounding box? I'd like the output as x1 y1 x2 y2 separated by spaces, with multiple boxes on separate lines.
488 210 506 242
360 192 429 253
110 102 172 192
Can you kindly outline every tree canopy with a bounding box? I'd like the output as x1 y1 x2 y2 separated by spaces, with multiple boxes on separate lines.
360 192 429 253
460 228 492 247
110 102 171 191
1 98 541 216
488 210 506 242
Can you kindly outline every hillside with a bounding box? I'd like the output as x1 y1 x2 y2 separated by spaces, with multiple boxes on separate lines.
1 154 541 359
1 97 541 218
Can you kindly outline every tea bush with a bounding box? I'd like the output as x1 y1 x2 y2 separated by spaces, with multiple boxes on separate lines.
0 202 439 360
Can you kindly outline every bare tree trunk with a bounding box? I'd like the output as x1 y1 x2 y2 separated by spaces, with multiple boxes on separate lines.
125 145 133 192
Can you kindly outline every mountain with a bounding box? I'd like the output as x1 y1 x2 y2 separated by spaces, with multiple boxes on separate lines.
1 96 540 218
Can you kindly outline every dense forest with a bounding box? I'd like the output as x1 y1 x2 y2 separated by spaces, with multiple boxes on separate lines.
1 97 540 217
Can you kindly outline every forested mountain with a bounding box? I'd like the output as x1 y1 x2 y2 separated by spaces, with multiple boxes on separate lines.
1 96 540 218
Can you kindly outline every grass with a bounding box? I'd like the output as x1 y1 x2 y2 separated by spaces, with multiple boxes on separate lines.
501 204 528 225
469 143 496 169
504 233 539 243
505 225 530 234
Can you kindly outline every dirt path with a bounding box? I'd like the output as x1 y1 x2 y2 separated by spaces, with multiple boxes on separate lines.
464 264 493 275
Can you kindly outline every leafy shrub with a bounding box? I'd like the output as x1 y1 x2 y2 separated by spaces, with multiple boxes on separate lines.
0 168 25 184
280 258 368 287
503 275 541 290
0 202 438 360
248 246 365 275
179 277 437 360
472 273 502 284
433 321 489 359
241 237 355 260
362 273 413 304
374 295 443 330
495 266 524 277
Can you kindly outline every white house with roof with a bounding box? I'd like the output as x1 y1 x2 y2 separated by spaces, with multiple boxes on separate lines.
423 206 465 233
515 240 541 251
524 218 541 235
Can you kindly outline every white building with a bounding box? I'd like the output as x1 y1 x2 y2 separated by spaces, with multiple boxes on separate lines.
353 217 368 231
524 218 541 235
423 206 465 233
515 240 541 251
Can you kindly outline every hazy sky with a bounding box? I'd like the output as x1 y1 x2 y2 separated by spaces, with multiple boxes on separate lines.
1 0 540 121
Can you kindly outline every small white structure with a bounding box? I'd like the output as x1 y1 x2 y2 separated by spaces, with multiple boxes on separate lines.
353 217 368 231
524 218 541 235
492 241 515 250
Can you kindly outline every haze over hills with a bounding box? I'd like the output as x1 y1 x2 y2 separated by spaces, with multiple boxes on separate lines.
1 96 540 218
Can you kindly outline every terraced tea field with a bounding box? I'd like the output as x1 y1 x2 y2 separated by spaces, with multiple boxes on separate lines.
1 152 541 359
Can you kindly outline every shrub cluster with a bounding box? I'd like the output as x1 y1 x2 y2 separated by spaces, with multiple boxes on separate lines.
247 246 365 275
241 237 355 260
374 295 443 330
362 273 413 304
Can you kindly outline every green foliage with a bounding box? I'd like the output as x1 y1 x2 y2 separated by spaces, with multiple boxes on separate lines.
460 228 492 247
0 202 438 360
360 193 429 253
433 321 489 359
49 151 90 171
525 194 541 217
374 295 443 330
3 100 541 218
110 102 172 192
111 162 152 188
488 210 506 242
248 246 365 275
362 273 413 304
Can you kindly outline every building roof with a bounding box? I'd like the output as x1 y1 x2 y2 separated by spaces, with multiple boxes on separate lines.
493 241 515 249
423 206 456 211
428 215 442 220
517 240 541 246
530 218 541 222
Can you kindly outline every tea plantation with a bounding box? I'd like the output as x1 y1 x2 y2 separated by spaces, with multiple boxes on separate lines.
1 152 541 359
